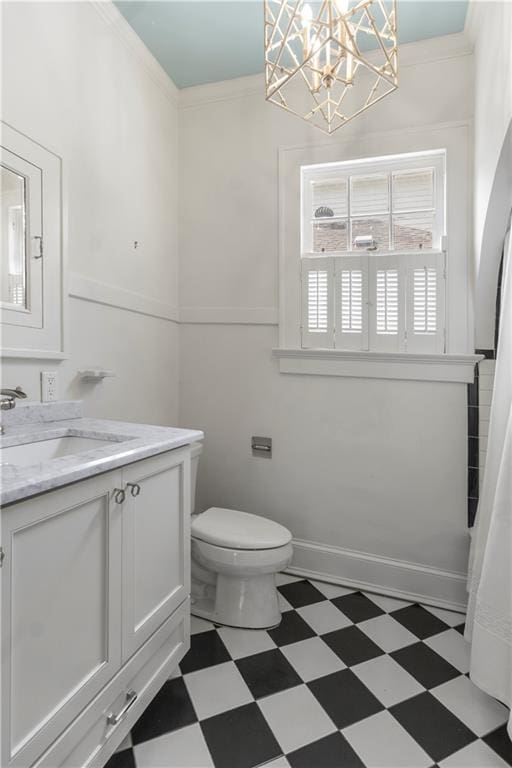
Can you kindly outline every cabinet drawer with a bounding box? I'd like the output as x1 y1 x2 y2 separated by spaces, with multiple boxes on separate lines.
35 599 190 768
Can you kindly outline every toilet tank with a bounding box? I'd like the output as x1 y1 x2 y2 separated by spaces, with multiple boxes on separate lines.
190 441 203 514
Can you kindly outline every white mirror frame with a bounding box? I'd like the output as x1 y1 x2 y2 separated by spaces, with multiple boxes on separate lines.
1 122 66 360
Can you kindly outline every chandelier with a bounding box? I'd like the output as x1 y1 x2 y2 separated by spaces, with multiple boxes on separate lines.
264 0 398 134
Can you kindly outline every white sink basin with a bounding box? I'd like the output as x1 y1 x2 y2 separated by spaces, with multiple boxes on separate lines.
0 436 119 466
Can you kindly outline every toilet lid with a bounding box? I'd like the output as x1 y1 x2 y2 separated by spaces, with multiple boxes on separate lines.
192 507 292 550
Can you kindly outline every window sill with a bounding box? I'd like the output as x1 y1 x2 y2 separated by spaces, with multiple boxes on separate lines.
273 348 483 383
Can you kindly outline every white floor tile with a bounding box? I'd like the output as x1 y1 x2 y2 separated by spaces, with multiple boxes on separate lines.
310 580 355 599
258 685 336 753
297 600 352 634
431 675 509 737
439 739 510 767
134 723 214 768
423 605 466 627
364 593 412 613
352 654 424 707
191 615 216 635
168 665 181 680
276 572 301 586
217 625 276 659
281 637 346 681
116 733 132 753
424 629 470 673
343 710 432 767
260 757 291 768
358 614 418 653
278 593 293 612
184 661 253 720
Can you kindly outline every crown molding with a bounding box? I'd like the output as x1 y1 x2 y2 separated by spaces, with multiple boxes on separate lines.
88 0 179 107
84 5 473 111
179 31 473 109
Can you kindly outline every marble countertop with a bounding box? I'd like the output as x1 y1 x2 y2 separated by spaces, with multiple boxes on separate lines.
0 402 203 505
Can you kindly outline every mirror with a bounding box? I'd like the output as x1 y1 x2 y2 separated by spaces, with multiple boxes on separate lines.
1 122 64 359
1 165 27 309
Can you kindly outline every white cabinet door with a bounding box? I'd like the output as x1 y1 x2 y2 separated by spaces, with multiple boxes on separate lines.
121 449 190 661
1 471 123 768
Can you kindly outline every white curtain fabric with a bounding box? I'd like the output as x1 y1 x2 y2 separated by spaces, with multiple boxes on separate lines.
466 223 512 734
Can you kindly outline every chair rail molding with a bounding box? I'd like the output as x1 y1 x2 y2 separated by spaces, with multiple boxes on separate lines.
69 273 180 324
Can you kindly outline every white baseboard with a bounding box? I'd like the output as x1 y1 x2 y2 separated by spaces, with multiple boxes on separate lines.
287 538 467 613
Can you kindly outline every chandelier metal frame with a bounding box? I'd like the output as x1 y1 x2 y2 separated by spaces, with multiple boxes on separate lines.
264 0 398 134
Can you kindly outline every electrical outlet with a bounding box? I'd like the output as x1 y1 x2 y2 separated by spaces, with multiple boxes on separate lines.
41 371 57 402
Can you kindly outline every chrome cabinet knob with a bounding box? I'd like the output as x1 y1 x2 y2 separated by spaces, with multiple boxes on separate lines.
113 488 126 504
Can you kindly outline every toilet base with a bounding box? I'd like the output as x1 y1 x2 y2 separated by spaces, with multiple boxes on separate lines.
191 572 283 629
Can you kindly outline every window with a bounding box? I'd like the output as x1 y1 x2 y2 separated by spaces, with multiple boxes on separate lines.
301 151 446 354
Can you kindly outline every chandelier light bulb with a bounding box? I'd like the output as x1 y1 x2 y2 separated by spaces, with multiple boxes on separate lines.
301 4 313 28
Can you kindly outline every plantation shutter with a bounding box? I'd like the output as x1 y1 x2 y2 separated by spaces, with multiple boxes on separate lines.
301 257 334 348
334 256 368 350
368 256 406 352
405 252 445 353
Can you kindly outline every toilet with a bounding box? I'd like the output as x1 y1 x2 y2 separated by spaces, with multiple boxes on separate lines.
190 442 293 629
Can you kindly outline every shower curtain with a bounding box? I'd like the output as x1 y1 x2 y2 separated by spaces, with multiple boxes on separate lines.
466 222 512 735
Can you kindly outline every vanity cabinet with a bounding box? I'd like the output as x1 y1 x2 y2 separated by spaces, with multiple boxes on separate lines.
1 447 191 768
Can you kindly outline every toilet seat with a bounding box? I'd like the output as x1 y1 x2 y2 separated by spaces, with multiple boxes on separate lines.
192 507 292 550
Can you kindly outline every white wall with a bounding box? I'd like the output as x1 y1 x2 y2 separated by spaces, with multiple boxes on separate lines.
467 1 512 348
1 1 180 425
179 35 474 608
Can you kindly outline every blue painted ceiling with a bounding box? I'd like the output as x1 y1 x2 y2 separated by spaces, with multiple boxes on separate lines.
115 1 469 89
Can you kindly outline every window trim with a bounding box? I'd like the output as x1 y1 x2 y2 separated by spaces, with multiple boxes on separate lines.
276 121 473 379
273 347 483 383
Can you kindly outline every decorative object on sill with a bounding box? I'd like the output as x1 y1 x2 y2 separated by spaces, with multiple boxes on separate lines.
315 206 334 218
354 235 378 250
264 0 398 135
78 369 116 382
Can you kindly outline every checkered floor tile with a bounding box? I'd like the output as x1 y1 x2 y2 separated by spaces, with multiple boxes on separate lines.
106 576 511 768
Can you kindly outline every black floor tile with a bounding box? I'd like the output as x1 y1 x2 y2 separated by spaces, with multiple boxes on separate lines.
390 691 476 762
331 592 385 623
236 648 302 699
104 748 136 768
322 625 384 667
268 610 316 646
308 669 384 729
180 629 231 674
277 580 326 608
483 725 512 765
201 702 281 768
288 731 366 768
391 642 460 689
454 623 466 636
131 677 197 745
390 605 449 639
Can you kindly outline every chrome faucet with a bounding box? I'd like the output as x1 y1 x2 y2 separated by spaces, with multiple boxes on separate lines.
0 386 27 434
